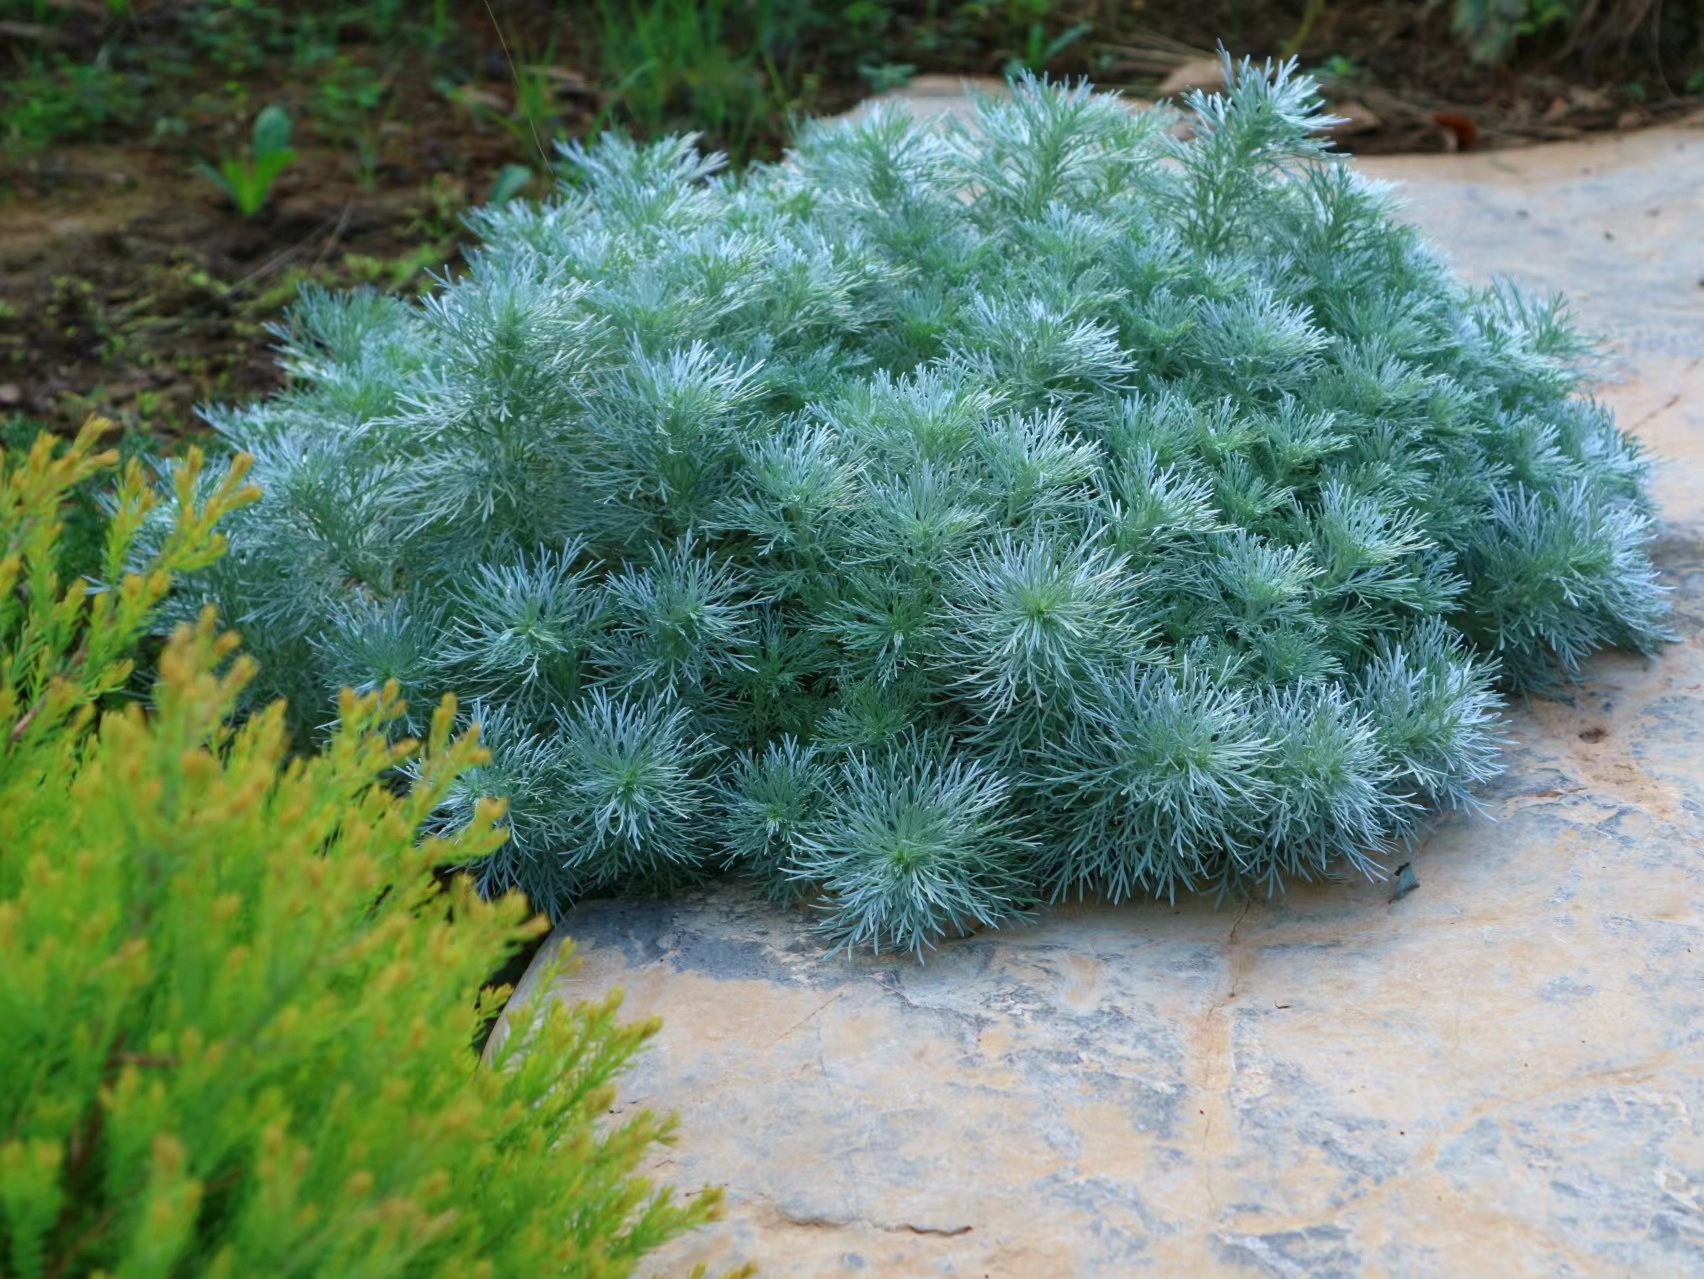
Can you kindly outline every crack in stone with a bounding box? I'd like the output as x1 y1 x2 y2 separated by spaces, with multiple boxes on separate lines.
755 1198 974 1238
1194 902 1253 1252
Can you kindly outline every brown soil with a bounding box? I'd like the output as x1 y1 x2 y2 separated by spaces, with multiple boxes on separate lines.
2 1 1697 441
1 146 507 437
0 13 566 436
1119 0 1703 154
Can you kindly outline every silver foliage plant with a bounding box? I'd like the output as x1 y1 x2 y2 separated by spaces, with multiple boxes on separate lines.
176 58 1668 954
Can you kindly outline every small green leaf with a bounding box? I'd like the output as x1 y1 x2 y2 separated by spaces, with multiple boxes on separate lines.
251 104 293 158
250 148 297 192
192 158 235 203
488 163 535 206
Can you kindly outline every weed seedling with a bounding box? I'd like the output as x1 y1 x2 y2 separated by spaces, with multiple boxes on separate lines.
196 103 296 217
312 60 391 187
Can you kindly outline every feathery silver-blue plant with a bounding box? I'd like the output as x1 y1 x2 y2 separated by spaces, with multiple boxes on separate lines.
172 55 1667 954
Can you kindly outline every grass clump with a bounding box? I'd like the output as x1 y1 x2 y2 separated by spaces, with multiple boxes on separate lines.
183 59 1668 954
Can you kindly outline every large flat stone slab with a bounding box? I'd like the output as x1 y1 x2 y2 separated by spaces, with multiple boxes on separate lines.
496 116 1704 1277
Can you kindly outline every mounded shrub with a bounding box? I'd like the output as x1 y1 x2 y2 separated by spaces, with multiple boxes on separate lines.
0 426 727 1277
182 60 1668 954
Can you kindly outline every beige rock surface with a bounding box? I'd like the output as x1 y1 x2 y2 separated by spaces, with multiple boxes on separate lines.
1157 57 1228 99
497 114 1704 1278
837 74 1011 127
1327 100 1383 138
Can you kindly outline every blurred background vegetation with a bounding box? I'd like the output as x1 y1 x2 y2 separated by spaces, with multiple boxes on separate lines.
2 0 1699 443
